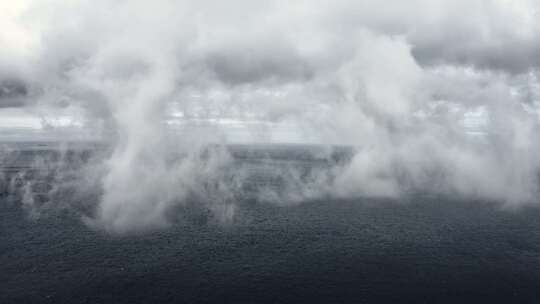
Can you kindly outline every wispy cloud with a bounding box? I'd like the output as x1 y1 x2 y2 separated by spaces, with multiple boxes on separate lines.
2 0 540 232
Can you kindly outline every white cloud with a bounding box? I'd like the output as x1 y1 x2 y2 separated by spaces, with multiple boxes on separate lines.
2 0 540 232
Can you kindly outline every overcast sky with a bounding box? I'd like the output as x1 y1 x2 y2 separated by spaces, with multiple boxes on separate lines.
1 1 539 141
3 0 540 231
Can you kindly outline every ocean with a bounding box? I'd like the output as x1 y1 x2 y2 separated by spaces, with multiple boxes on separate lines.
1 143 540 303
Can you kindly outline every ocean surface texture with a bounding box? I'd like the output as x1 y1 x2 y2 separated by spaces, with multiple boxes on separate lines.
1 144 540 303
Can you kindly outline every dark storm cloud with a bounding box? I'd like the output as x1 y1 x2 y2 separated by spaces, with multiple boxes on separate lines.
411 31 540 74
206 45 313 85
0 78 29 108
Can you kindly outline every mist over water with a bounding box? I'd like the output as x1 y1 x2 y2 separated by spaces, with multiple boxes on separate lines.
2 0 540 233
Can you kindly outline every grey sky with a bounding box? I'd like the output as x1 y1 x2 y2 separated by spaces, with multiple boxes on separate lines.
2 0 540 231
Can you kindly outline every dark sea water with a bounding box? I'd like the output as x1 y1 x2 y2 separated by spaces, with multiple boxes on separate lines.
2 143 540 303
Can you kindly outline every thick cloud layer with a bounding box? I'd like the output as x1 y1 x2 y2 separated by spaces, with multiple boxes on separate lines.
2 0 540 232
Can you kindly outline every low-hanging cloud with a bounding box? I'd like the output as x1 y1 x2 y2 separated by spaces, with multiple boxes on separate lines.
1 0 540 233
